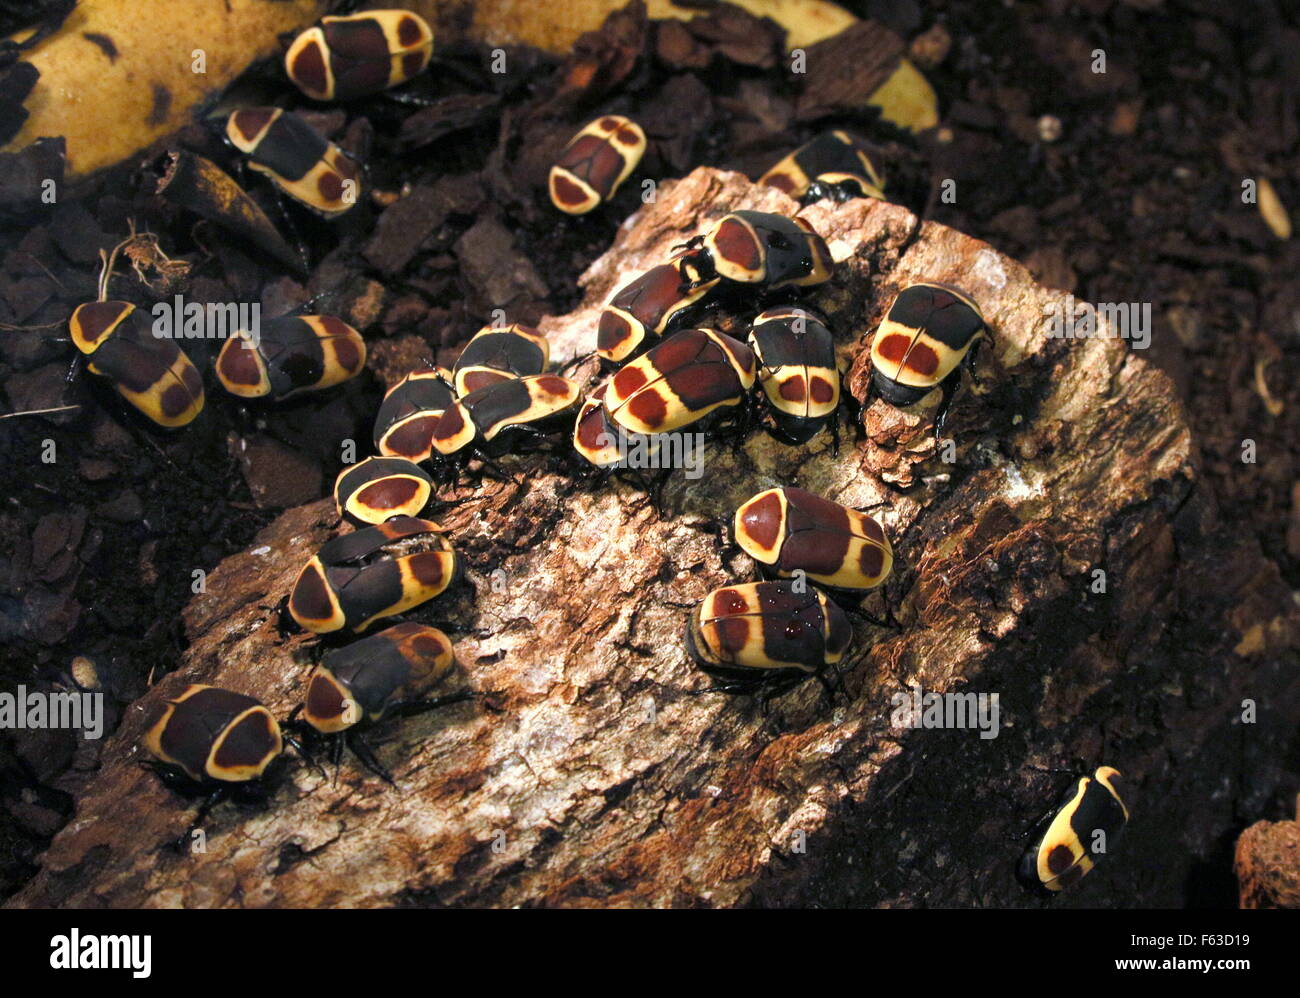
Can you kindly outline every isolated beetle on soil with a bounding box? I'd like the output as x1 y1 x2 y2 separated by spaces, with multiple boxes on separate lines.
288 516 457 634
549 114 647 215
285 9 434 102
225 106 362 216
214 314 366 401
1017 766 1129 896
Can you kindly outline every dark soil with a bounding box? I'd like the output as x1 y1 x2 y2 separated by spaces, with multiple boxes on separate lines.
0 0 1296 902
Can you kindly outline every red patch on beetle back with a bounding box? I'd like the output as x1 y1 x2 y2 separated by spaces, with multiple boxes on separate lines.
358 478 420 511
410 633 446 659
875 332 913 363
859 516 884 542
1046 844 1075 876
291 40 329 96
408 550 448 588
332 334 362 373
233 107 275 144
536 376 572 398
213 710 276 770
219 342 265 386
903 342 940 376
764 171 798 194
741 493 784 551
160 384 192 418
810 375 836 404
617 125 641 146
72 300 130 347
712 217 762 272
599 116 619 130
626 389 668 430
778 374 806 402
433 404 467 442
713 617 751 656
291 563 335 621
385 415 439 458
598 311 635 352
612 364 648 397
318 170 344 204
307 673 347 722
397 15 423 45
715 588 748 615
551 172 590 208
858 544 884 580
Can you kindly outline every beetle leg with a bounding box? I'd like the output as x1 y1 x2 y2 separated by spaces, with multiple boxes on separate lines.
282 731 327 780
345 732 396 786
930 370 962 439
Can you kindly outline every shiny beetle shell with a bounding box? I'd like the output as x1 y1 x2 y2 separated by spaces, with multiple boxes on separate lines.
451 323 549 396
804 171 886 204
68 301 205 428
686 580 853 680
596 254 721 365
214 314 366 401
288 516 456 634
548 115 646 215
869 282 985 406
747 306 840 444
285 10 434 102
759 129 885 201
700 210 833 289
303 622 454 734
734 487 892 591
334 456 433 526
226 107 362 216
142 685 282 783
431 374 580 456
1017 767 1129 896
373 368 456 463
603 328 756 436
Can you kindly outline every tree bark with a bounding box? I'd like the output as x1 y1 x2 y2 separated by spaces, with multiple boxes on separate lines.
10 168 1299 908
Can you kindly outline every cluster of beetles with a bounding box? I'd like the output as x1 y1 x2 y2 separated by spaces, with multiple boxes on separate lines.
58 7 1129 897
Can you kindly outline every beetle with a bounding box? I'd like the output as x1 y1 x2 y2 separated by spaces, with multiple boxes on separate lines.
803 171 886 205
334 456 434 526
683 210 833 291
867 282 987 434
549 114 647 215
285 9 435 102
288 516 457 634
759 129 885 202
596 254 721 365
602 328 757 437
431 374 581 461
452 323 549 396
141 684 298 844
68 300 205 428
685 580 853 700
1017 766 1129 896
295 622 477 784
225 106 362 216
214 313 366 401
747 306 840 444
373 367 456 464
733 487 893 593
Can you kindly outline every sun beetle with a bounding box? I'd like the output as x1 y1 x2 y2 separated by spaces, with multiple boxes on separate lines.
747 305 840 445
759 129 885 203
373 367 456 464
288 516 457 634
334 456 434 526
68 300 205 428
734 486 892 592
684 210 833 291
284 9 434 102
685 580 853 700
430 374 581 461
868 282 987 434
225 106 362 216
596 254 721 365
549 114 647 215
214 313 366 401
451 323 549 396
1017 766 1129 896
294 622 477 784
602 327 757 437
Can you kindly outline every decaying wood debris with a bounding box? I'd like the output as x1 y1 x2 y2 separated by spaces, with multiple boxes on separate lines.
9 169 1299 908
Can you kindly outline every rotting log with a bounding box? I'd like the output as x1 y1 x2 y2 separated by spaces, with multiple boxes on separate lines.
10 168 1299 908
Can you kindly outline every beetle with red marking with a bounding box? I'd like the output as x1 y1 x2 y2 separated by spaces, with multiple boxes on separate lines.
334 456 434 526
452 323 549 396
759 129 886 203
683 210 833 291
747 306 841 445
549 114 646 215
214 313 366 401
373 367 456 464
685 580 853 700
734 486 892 592
295 622 477 784
288 516 457 634
602 327 757 437
68 300 205 428
285 9 434 102
596 254 721 365
1017 766 1129 896
868 282 987 434
430 374 581 462
225 106 362 216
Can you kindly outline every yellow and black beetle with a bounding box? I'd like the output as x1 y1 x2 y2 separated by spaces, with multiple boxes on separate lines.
734 487 892 592
214 313 366 401
759 129 885 204
225 106 362 217
683 210 833 291
294 622 477 784
1017 766 1129 896
288 516 457 634
430 374 581 463
285 9 434 102
596 253 721 365
373 367 456 464
334 456 434 526
549 114 647 215
868 282 987 435
685 580 854 700
747 306 841 445
451 323 549 396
